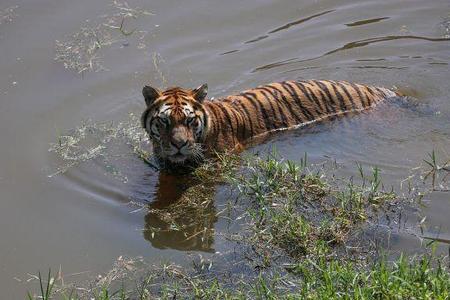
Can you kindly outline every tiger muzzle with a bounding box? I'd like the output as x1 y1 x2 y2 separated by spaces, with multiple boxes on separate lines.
170 126 191 151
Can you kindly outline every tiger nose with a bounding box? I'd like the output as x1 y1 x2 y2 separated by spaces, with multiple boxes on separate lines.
171 127 188 149
171 139 188 150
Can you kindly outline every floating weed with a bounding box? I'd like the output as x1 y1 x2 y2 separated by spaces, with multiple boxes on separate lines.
440 15 450 38
0 5 18 25
152 52 169 87
55 0 153 73
48 113 151 179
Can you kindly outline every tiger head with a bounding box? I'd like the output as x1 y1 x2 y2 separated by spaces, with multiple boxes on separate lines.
141 84 209 167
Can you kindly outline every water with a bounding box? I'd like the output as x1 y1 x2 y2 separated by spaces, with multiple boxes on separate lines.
1 0 449 297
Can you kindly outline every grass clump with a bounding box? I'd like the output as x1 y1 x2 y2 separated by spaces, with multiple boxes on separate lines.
33 149 450 299
27 254 450 299
229 151 397 259
288 253 450 299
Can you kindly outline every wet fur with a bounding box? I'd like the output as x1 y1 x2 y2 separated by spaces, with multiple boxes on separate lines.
141 80 398 168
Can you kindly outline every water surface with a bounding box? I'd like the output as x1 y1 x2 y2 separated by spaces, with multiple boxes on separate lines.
1 0 449 297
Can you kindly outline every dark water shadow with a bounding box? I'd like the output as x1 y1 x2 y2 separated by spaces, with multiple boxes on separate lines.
223 10 334 54
244 35 269 44
268 9 335 34
143 172 218 253
243 9 334 44
252 35 450 72
345 17 390 27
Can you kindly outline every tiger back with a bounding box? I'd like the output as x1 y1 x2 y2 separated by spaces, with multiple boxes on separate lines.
201 80 397 154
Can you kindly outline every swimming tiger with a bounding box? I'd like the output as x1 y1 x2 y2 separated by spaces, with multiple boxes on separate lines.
141 80 399 169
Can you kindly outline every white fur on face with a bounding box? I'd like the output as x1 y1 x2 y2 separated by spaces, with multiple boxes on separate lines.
145 102 205 163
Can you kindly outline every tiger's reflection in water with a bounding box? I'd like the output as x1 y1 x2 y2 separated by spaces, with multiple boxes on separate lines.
143 172 218 252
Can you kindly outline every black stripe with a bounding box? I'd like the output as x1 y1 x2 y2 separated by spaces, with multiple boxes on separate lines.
259 87 289 128
375 87 383 97
312 80 338 113
217 104 236 138
207 104 221 134
327 80 348 111
237 109 248 141
141 108 151 128
233 103 250 141
349 83 367 108
294 81 324 115
334 81 356 110
282 81 317 121
375 87 389 99
317 88 337 114
235 100 255 138
257 89 275 115
241 92 273 131
305 85 332 115
161 106 172 114
366 86 376 97
227 104 246 141
282 81 315 121
365 86 377 106
258 90 278 122
265 85 303 123
363 87 374 106
200 108 208 138
149 118 160 138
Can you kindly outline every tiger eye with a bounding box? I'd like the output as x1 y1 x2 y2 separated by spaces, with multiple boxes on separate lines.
158 118 169 127
186 117 196 126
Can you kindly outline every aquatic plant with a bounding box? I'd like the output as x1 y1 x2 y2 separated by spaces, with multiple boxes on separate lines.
54 1 153 73
30 150 450 299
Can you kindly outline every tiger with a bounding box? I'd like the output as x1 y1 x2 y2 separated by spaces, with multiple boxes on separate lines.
141 80 399 169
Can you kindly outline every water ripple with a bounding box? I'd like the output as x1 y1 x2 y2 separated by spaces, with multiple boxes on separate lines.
252 35 450 72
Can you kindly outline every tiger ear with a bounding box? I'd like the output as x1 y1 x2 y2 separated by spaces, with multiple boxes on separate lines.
142 85 161 106
192 83 208 102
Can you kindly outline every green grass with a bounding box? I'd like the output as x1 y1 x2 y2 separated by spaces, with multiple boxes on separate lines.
27 254 450 299
227 152 397 259
28 150 450 299
288 253 450 300
27 270 55 300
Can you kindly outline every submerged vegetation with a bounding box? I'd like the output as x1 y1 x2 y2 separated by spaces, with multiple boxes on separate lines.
35 133 450 299
48 113 152 180
54 1 153 73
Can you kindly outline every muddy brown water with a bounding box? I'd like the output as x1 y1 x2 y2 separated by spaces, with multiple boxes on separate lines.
1 0 450 297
